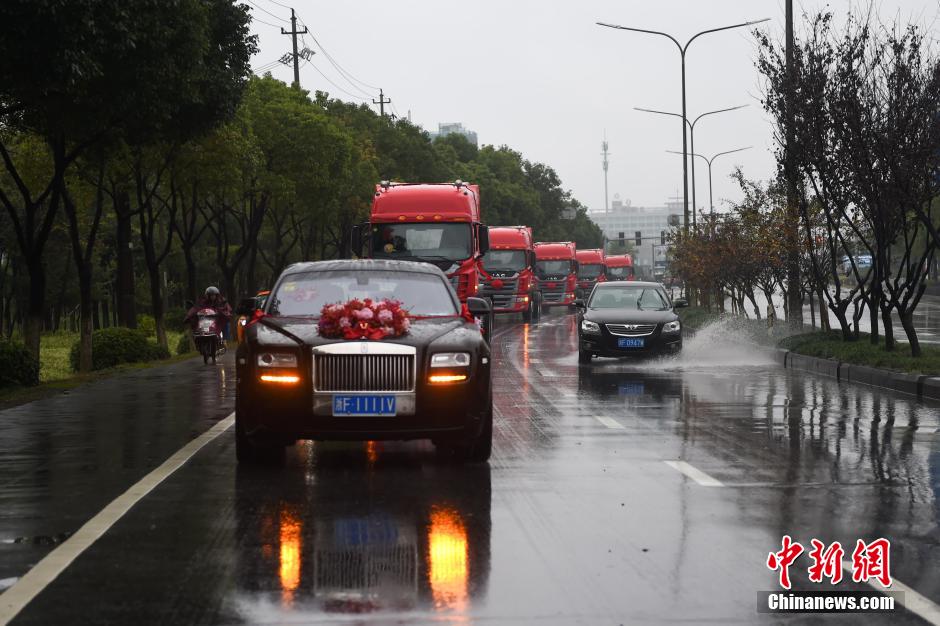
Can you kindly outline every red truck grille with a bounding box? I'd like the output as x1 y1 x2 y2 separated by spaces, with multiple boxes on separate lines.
479 278 519 309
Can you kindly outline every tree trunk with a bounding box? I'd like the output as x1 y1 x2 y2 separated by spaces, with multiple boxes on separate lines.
900 311 921 357
816 285 830 331
184 248 198 305
24 255 45 360
881 306 895 352
115 196 137 328
747 290 761 319
77 268 94 371
145 264 167 349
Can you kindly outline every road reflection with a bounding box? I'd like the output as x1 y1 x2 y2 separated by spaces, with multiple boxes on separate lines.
233 445 491 620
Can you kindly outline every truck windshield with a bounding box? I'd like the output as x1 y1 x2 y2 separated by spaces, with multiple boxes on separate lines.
267 270 458 317
606 266 633 278
371 223 472 261
483 250 527 272
578 263 603 279
536 260 572 278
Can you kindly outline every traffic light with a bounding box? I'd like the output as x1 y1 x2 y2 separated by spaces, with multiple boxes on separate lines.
660 230 666 246
635 231 642 247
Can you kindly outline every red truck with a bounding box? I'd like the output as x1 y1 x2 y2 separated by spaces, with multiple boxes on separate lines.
534 241 578 313
353 180 493 334
604 254 635 281
575 248 606 300
480 226 541 322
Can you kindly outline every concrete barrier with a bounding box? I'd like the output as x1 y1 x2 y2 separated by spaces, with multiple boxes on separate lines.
920 377 940 402
780 353 936 401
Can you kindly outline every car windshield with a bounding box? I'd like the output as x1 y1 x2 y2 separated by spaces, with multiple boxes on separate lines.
483 250 526 272
267 270 458 317
588 286 671 310
578 263 603 278
371 223 472 262
606 266 633 278
536 260 572 277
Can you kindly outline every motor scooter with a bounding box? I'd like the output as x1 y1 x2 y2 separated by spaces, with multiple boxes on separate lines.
192 307 226 364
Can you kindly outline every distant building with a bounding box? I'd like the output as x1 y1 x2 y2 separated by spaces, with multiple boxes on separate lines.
429 122 478 147
588 197 685 277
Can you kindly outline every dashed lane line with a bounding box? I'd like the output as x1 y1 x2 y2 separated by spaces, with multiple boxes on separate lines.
663 460 724 487
0 413 236 626
595 416 625 430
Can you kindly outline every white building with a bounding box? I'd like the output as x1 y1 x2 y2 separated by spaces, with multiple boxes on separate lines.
428 122 478 147
588 196 686 276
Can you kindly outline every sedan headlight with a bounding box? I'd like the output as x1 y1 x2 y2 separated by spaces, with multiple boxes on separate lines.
430 352 471 368
257 352 298 368
581 320 601 334
663 320 681 333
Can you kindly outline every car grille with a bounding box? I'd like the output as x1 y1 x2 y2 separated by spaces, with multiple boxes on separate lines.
313 354 415 391
606 323 657 337
539 280 568 303
479 277 519 308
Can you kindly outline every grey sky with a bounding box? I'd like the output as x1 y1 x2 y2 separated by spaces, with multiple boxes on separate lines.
248 0 939 214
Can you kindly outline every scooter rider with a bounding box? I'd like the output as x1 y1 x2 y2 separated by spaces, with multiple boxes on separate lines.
185 286 233 343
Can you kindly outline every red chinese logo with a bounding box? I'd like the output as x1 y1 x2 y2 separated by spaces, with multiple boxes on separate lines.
767 535 804 590
851 538 892 588
807 539 844 584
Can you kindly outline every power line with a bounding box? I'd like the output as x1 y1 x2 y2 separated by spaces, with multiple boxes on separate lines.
250 16 284 29
258 0 292 9
246 0 288 23
301 25 380 92
303 59 368 101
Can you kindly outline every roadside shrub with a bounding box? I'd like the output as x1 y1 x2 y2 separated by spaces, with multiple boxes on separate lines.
165 307 190 332
69 327 171 372
136 314 156 336
0 341 40 387
176 333 194 356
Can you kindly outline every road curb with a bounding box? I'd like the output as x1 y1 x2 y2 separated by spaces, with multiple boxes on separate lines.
777 349 940 401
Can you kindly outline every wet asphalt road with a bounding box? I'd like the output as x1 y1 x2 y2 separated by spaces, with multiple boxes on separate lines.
1 312 940 624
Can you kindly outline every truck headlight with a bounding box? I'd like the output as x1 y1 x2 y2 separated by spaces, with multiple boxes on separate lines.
663 320 681 333
430 352 471 368
581 320 600 334
257 352 298 368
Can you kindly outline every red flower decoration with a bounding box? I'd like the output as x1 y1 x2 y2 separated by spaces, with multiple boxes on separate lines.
317 298 411 340
490 278 505 290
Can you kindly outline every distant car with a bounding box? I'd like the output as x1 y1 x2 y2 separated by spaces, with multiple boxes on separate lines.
575 281 688 363
235 259 493 464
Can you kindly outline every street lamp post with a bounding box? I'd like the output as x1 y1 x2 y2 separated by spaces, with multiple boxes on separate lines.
597 19 769 232
667 147 752 215
635 104 747 226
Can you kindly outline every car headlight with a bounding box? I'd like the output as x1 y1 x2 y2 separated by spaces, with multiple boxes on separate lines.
663 320 681 333
430 352 471 368
581 320 600 334
257 352 298 368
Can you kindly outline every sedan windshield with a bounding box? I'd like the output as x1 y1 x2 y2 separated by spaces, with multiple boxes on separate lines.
371 223 471 262
483 250 526 272
588 286 671 310
536 260 572 277
267 270 458 317
578 263 604 279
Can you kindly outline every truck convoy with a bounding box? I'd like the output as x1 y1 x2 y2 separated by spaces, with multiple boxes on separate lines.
574 248 606 299
604 254 635 281
480 226 541 322
354 180 493 335
534 241 578 314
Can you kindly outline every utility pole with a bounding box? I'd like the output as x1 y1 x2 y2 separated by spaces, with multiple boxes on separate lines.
784 0 802 327
281 8 308 88
601 133 610 214
373 88 391 117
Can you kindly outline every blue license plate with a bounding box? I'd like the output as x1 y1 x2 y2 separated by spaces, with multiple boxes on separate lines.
618 383 645 395
618 338 645 348
332 395 397 416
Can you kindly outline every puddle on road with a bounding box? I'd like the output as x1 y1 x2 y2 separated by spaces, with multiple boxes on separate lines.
646 318 780 372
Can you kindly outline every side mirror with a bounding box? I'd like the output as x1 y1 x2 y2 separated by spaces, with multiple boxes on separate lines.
478 225 490 255
466 296 491 315
527 250 537 268
350 223 366 259
573 299 586 309
571 260 579 274
673 298 689 308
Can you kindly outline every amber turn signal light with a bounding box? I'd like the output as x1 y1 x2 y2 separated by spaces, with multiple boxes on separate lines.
259 374 301 384
428 373 468 384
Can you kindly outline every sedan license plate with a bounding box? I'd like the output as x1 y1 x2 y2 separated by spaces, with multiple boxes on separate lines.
617 338 645 348
332 395 396 416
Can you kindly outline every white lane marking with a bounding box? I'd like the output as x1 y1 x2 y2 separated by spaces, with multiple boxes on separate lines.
0 579 17 592
539 369 560 377
664 460 724 487
595 416 625 430
0 413 235 625
840 560 940 625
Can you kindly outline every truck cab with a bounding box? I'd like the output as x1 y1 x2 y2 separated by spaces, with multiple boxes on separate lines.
575 248 606 299
354 180 493 336
534 241 578 314
480 226 540 322
604 254 635 281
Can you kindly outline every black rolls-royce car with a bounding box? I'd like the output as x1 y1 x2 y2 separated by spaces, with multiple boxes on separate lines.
235 259 493 464
575 281 688 363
